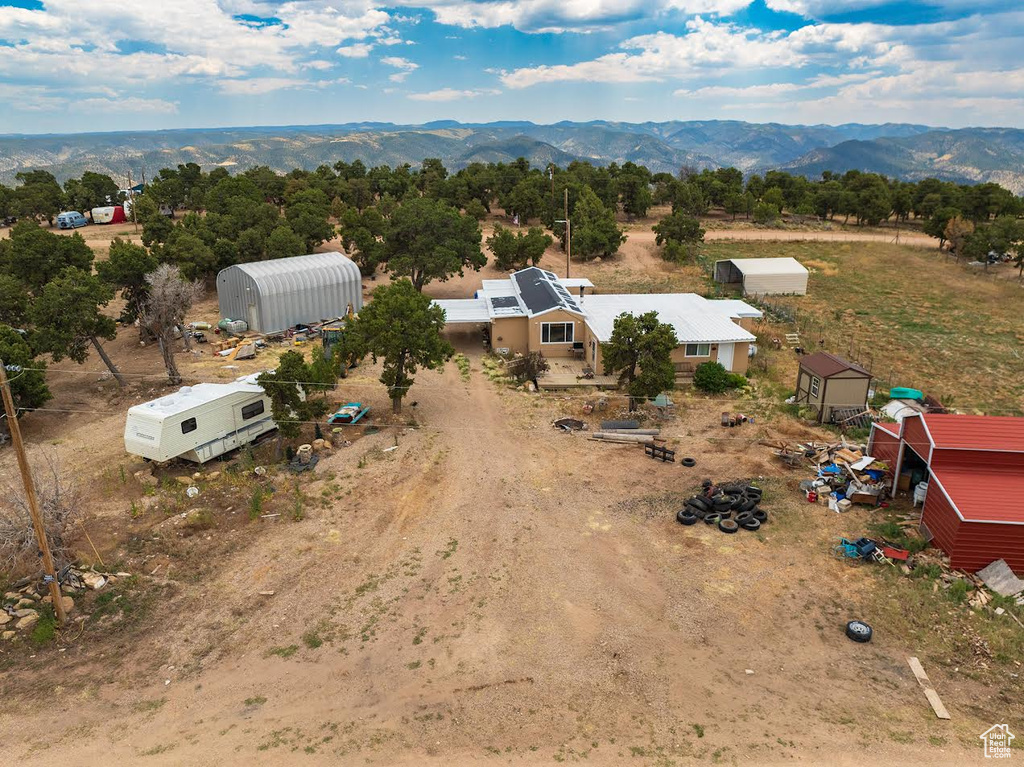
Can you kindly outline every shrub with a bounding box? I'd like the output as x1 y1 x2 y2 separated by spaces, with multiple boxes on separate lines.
753 202 781 225
693 362 745 394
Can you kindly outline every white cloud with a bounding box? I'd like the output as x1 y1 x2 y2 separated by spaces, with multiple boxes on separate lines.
502 18 807 88
337 43 375 58
382 55 419 81
218 76 349 94
70 97 179 114
399 0 751 33
408 87 500 101
0 0 393 96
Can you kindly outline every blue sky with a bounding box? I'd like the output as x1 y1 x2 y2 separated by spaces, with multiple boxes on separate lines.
1 0 1022 134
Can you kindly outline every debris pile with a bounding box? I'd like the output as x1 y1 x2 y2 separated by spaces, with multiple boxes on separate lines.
676 480 769 533
1 567 129 641
765 438 890 511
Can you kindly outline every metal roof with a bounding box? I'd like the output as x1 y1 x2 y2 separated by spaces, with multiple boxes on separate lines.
799 352 870 378
128 374 264 418
228 252 361 287
582 294 757 344
708 299 763 319
433 298 490 323
930 460 1024 524
216 252 363 334
923 414 1024 453
719 257 808 276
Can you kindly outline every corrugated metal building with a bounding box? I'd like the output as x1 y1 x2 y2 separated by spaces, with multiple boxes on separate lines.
216 252 363 335
713 257 809 296
868 412 1024 571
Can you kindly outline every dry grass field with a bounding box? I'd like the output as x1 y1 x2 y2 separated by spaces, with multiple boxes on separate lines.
0 215 1021 765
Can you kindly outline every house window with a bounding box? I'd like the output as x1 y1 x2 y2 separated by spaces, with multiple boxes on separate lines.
241 400 265 420
684 343 711 357
810 376 820 397
180 417 197 434
541 322 574 344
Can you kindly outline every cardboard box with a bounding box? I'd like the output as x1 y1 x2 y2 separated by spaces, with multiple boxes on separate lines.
897 472 912 492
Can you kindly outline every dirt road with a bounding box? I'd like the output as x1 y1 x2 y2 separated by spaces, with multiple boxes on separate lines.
1 342 1001 765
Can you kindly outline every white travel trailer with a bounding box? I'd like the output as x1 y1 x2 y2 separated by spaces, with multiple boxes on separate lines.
124 374 276 463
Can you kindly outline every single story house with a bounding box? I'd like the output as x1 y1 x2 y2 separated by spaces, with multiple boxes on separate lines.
713 257 808 296
433 267 761 375
216 252 363 335
868 413 1024 572
795 352 871 423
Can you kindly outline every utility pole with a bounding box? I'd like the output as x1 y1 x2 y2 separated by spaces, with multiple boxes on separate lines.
564 187 571 279
127 169 138 234
0 361 67 626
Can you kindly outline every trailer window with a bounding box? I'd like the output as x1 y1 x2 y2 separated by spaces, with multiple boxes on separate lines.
241 401 265 420
181 417 197 434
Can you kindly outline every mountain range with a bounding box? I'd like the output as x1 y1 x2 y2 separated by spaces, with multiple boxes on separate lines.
2 120 1023 193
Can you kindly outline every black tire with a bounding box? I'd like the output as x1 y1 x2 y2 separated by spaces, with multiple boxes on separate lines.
735 511 753 525
745 485 763 498
717 509 733 520
701 479 713 489
739 497 759 513
704 513 721 525
712 498 732 512
677 509 698 526
685 503 707 519
688 496 711 512
740 518 761 531
845 620 872 643
718 518 739 533
752 509 768 523
681 457 696 468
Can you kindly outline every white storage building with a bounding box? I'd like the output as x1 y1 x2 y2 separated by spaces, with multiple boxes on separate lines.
713 257 809 296
216 252 363 335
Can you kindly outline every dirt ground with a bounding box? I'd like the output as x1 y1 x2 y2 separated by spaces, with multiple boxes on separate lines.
0 215 1019 765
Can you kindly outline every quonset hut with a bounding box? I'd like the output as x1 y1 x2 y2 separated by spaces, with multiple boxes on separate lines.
216 252 363 335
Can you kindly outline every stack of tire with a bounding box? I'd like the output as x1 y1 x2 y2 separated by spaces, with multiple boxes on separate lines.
676 482 767 533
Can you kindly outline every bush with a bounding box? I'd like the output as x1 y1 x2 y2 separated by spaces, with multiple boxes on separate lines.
753 202 781 225
693 362 746 394
693 361 730 393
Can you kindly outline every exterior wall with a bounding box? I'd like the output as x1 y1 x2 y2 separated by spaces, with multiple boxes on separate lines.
902 415 933 464
795 366 822 412
742 272 808 296
948 520 1024 572
920 483 961 561
490 317 530 356
730 342 750 375
527 309 585 358
867 426 900 468
582 323 603 371
669 342 749 374
818 373 871 421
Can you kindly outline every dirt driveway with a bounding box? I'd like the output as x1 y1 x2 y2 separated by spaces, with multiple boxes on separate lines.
1 341 1006 765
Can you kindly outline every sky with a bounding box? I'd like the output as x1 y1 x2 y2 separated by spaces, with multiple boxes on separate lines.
1 0 1023 134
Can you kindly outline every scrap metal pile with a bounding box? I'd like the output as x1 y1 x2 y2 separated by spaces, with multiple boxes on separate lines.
675 480 769 533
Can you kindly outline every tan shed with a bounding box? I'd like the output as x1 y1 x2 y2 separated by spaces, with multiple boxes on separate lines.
795 352 871 423
713 257 808 296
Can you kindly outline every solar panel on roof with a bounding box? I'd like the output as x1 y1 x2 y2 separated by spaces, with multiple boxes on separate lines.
490 296 520 308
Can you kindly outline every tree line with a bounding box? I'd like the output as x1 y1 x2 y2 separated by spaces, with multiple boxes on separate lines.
2 157 1022 425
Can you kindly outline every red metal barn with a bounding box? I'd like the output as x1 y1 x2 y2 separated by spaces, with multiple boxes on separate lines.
867 422 900 468
872 413 1024 572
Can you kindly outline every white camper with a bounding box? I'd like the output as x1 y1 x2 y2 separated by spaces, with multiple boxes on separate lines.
124 374 276 463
